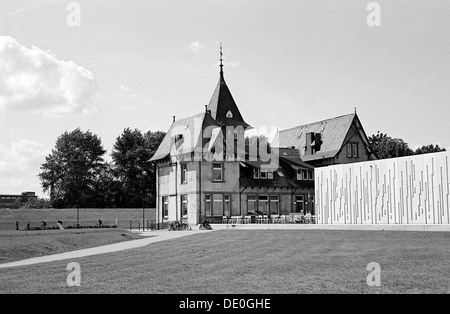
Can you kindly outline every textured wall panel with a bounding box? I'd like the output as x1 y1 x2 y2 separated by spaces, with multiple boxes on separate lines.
315 151 450 225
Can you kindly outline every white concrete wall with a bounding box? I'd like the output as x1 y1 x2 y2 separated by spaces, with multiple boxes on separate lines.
315 151 450 225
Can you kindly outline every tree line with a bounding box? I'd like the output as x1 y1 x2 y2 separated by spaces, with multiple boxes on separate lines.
39 128 165 209
368 132 446 159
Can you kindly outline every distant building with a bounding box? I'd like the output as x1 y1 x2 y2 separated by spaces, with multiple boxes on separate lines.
0 192 38 209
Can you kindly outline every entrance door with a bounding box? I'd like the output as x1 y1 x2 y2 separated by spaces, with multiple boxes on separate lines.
295 195 304 214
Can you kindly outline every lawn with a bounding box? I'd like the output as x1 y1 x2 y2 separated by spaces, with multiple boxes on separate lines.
0 230 449 294
0 229 145 264
0 208 156 231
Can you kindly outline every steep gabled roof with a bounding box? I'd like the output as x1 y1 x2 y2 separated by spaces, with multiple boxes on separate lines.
150 113 219 161
207 72 250 129
277 148 315 169
276 113 356 162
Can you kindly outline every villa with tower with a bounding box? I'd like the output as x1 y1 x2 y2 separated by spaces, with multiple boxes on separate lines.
150 49 376 226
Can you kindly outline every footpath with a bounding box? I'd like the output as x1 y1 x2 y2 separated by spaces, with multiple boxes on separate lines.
0 230 214 269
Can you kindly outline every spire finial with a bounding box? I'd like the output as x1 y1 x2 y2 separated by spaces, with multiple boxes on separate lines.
219 43 224 75
354 107 357 114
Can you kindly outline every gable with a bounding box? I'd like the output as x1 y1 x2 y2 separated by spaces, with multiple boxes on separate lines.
150 113 220 162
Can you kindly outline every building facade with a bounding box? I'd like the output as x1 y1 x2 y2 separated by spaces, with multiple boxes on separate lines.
0 192 38 209
151 57 374 226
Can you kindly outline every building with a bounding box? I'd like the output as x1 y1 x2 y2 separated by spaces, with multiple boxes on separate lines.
0 192 38 209
150 52 374 226
276 113 376 167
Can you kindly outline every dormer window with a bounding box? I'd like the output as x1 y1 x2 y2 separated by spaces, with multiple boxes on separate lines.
297 169 314 181
254 168 274 180
226 110 233 118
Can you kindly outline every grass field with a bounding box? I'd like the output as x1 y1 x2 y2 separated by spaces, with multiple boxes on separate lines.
0 208 156 231
0 230 449 294
0 229 145 264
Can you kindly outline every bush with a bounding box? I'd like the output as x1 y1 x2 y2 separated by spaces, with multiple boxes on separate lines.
22 224 118 231
168 220 190 231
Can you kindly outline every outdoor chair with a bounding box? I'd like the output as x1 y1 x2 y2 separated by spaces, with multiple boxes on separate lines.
243 216 252 224
262 215 269 224
256 215 263 224
271 215 279 223
305 213 312 224
222 216 229 224
278 215 286 224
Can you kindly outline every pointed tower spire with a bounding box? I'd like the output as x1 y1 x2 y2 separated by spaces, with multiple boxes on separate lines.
206 45 251 129
219 43 224 78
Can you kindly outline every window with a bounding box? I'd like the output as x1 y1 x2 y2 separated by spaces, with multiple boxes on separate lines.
347 143 352 158
174 134 184 149
270 195 279 215
258 195 269 215
224 195 231 217
181 163 187 183
347 143 359 158
260 170 267 179
247 195 257 215
254 169 273 179
295 195 304 213
181 195 188 217
175 134 183 143
212 163 223 182
205 194 212 217
352 143 358 158
296 170 302 180
302 170 308 180
213 194 223 216
163 197 169 218
308 170 314 181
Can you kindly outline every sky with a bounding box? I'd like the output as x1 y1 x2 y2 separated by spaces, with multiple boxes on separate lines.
1 0 450 197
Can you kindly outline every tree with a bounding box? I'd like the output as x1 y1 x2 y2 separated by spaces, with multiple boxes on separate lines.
21 198 52 209
145 131 166 207
111 128 165 208
90 162 121 208
414 144 446 155
39 128 107 208
369 132 414 160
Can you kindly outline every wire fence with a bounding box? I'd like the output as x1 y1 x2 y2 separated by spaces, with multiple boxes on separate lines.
3 219 171 232
0 208 158 231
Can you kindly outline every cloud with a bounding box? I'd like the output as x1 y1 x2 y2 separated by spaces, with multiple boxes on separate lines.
0 36 99 116
0 140 49 196
185 42 206 52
